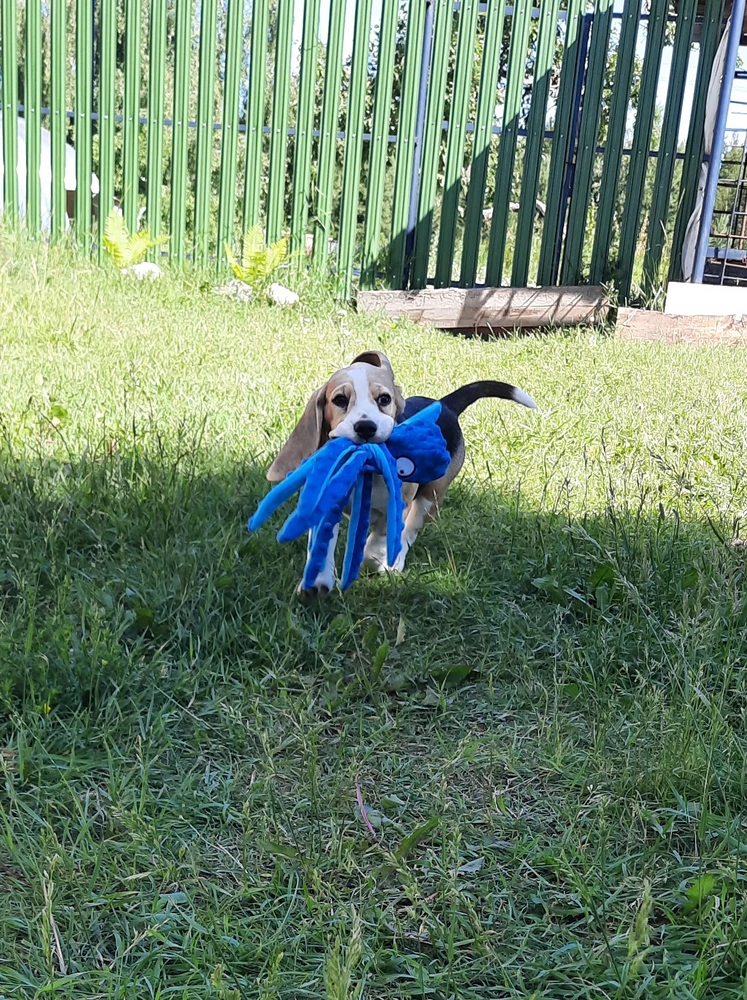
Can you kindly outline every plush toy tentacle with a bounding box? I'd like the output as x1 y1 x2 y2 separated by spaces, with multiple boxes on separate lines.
340 471 373 591
379 453 405 568
278 439 365 542
248 459 311 532
303 514 338 590
278 446 368 542
293 439 356 525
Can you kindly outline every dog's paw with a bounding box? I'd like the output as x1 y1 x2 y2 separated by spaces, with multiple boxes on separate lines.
363 534 389 574
361 555 387 575
296 582 331 604
297 569 335 602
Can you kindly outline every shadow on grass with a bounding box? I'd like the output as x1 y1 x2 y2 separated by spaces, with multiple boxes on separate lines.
1 432 744 722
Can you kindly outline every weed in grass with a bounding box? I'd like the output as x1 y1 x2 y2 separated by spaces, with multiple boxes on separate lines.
0 232 746 998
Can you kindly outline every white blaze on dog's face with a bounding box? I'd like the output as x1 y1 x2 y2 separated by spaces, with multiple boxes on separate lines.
266 351 405 482
324 363 399 444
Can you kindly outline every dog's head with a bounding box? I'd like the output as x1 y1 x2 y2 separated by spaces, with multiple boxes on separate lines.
267 351 405 482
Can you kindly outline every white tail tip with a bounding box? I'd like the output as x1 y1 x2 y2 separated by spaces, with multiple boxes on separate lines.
513 387 537 409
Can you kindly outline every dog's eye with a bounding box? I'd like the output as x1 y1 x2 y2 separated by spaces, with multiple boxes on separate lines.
332 394 348 409
377 393 392 408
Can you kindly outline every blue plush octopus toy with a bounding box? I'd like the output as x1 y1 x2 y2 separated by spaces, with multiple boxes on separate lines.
249 402 451 591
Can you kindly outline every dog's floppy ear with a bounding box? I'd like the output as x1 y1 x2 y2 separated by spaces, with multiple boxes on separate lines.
351 351 406 414
266 386 327 482
351 350 393 372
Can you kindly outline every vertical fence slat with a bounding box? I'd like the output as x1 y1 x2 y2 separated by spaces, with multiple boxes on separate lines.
561 0 614 285
123 0 142 231
170 0 192 263
25 0 42 235
243 1 269 232
146 0 167 257
411 0 453 289
485 0 533 286
266 0 294 244
361 0 399 287
314 0 345 267
460 0 506 286
616 0 668 299
536 0 584 285
338 0 374 297
50 0 66 238
512 0 562 286
313 0 345 266
434 0 481 288
642 0 697 294
669 0 725 282
589 0 641 284
75 0 94 250
217 0 243 261
1 0 19 222
387 0 426 287
194 0 217 265
290 0 322 257
98 0 116 257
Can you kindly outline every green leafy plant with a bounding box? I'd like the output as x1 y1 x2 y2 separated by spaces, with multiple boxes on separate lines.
224 225 289 287
103 209 169 269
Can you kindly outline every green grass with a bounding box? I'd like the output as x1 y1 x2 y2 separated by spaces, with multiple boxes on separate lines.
1 232 747 999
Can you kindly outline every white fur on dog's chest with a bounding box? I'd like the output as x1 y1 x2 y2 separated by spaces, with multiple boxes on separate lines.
370 474 390 514
370 473 417 514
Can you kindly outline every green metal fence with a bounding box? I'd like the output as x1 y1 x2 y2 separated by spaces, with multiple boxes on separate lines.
0 0 728 302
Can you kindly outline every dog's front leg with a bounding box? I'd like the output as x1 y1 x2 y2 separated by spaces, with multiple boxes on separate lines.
391 494 433 572
298 523 339 601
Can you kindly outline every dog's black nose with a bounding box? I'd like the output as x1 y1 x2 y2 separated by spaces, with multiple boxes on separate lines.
354 419 377 441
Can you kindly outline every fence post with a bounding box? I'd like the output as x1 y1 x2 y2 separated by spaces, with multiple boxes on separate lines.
243 0 270 233
170 0 192 264
589 0 641 285
460 0 506 288
361 0 401 288
616 0 669 299
25 0 42 236
693 0 746 283
98 0 116 259
403 0 434 289
267 0 294 245
194 0 218 265
76 0 94 251
123 0 142 232
146 0 167 258
216 0 244 265
1 0 19 224
410 0 452 289
50 0 67 239
485 0 534 286
337 0 375 298
387 0 427 287
549 10 591 285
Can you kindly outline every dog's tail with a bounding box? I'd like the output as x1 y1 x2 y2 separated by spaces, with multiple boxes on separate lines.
439 380 537 416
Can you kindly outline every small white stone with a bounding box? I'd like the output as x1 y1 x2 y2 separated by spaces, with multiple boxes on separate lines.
124 261 162 280
268 282 299 307
214 278 253 302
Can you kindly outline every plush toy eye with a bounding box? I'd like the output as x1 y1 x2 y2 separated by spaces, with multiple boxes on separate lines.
396 456 415 478
332 394 348 409
377 393 392 408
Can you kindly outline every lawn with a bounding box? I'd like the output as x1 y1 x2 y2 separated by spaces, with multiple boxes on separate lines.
1 234 746 999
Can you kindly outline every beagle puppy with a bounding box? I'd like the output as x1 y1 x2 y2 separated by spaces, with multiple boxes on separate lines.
267 351 536 599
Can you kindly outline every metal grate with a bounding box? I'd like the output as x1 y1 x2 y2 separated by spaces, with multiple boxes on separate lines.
706 137 747 285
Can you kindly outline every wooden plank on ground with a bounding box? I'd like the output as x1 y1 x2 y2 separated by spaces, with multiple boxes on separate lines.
616 308 747 345
356 286 608 330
